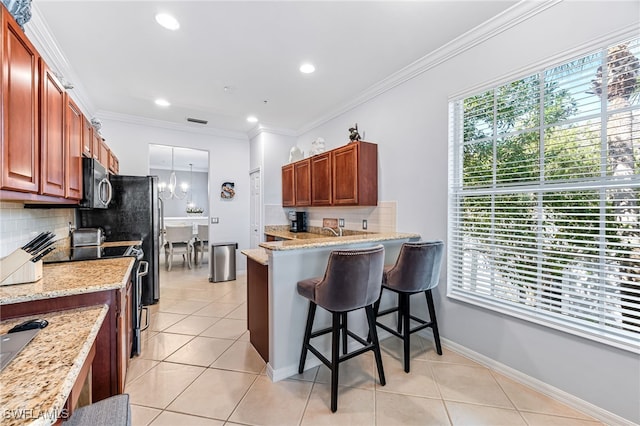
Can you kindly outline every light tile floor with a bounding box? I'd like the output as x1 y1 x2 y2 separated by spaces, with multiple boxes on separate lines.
125 261 603 425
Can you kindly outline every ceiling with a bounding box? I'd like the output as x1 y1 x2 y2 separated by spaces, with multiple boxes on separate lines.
148 144 209 172
33 1 518 135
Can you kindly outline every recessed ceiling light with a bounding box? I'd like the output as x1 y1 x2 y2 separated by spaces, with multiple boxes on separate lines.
155 13 180 31
299 63 315 74
247 116 258 123
155 99 170 107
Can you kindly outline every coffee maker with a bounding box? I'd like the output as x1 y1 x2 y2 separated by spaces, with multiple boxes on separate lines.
289 211 307 233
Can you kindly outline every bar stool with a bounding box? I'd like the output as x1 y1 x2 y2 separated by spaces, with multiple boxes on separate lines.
374 240 444 373
297 245 386 412
65 394 131 426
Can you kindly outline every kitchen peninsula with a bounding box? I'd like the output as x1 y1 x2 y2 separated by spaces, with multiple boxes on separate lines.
243 229 419 381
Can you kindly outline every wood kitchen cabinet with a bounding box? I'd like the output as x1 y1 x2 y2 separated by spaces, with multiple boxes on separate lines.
99 138 109 166
40 61 66 198
282 163 295 207
0 5 40 193
294 158 311 207
82 116 93 157
247 257 269 362
65 96 83 199
281 141 378 207
281 159 312 207
92 130 101 161
311 152 332 206
109 150 119 174
332 141 378 206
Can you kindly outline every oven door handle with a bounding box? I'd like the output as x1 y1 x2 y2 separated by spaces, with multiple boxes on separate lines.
137 260 149 277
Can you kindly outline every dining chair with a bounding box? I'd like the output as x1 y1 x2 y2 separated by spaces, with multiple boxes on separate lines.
164 225 194 271
195 224 209 265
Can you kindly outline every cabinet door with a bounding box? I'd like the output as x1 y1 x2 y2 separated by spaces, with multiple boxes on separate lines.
82 117 92 157
1 8 40 193
332 144 359 205
282 164 295 207
311 152 332 206
92 131 100 160
65 96 82 199
40 61 66 197
99 139 109 166
294 158 311 206
108 150 118 174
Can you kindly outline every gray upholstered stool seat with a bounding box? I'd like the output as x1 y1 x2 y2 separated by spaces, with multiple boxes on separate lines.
65 394 131 426
297 245 386 412
374 240 444 373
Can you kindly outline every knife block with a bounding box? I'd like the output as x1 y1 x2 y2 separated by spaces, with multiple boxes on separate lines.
0 260 43 286
0 248 43 286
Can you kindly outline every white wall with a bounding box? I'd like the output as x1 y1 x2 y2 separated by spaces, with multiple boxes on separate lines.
100 119 251 272
295 2 640 423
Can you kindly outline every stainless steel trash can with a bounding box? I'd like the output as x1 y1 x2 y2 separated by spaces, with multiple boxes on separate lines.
209 242 238 282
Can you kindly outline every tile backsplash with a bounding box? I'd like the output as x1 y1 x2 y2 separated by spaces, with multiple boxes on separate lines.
0 201 74 258
264 201 397 233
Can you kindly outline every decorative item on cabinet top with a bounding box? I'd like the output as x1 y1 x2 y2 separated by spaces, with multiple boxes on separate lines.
288 145 304 163
309 137 326 156
2 0 32 29
221 181 235 200
348 123 363 143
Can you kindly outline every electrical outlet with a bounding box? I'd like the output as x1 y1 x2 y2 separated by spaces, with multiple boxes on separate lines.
339 218 345 227
362 219 367 230
211 217 219 224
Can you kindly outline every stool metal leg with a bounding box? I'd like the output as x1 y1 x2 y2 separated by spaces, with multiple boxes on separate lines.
402 293 411 373
425 290 443 355
341 312 348 355
298 302 317 374
397 293 403 334
330 312 341 413
365 305 386 386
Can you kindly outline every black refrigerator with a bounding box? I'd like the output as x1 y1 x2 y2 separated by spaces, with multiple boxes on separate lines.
78 175 161 305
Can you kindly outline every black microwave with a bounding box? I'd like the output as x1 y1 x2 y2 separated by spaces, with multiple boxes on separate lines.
80 158 112 209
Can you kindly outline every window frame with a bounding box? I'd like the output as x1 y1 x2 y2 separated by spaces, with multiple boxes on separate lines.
447 37 640 354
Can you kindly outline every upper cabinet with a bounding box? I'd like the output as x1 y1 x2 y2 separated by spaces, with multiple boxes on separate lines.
310 152 332 206
332 141 377 206
1 6 40 193
40 61 66 198
282 164 295 207
65 96 83 200
294 159 311 207
0 4 118 203
82 116 93 158
282 141 378 207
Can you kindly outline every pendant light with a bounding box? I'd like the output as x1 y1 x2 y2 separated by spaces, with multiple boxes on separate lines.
158 148 188 200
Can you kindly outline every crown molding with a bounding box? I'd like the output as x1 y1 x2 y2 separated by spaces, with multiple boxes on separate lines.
296 0 561 135
97 110 249 141
247 124 298 140
25 3 96 118
25 0 561 140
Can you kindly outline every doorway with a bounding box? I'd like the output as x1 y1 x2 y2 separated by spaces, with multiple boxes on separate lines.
249 168 262 248
149 144 210 269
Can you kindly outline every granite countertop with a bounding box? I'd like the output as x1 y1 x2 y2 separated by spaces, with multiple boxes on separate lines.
0 305 109 426
241 248 269 265
260 231 421 251
0 257 135 305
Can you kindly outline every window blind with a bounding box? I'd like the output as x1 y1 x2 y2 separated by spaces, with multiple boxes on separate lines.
448 37 640 353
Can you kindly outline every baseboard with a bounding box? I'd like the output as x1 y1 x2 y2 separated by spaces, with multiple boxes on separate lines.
441 337 636 426
267 357 323 382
